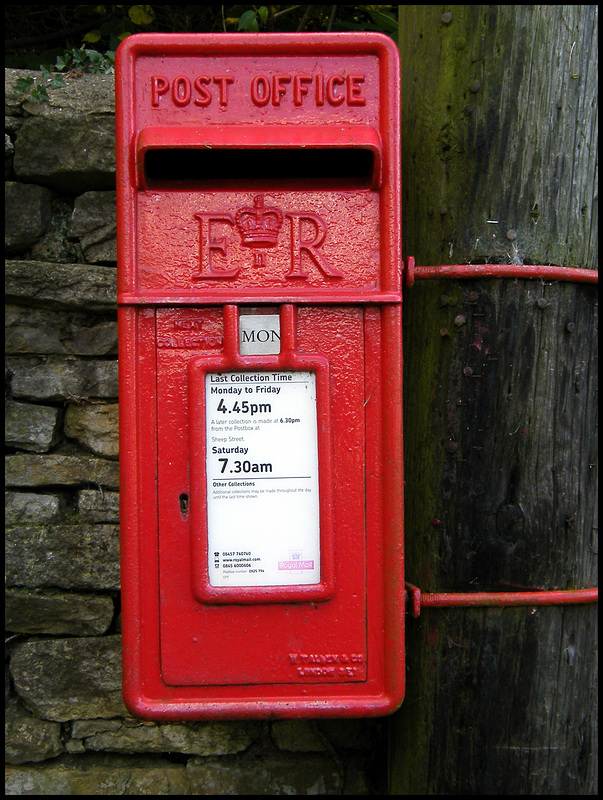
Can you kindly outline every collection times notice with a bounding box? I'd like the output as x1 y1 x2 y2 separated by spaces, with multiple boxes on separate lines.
205 370 320 587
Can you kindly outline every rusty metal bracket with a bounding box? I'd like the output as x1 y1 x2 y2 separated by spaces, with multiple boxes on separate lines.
404 255 599 288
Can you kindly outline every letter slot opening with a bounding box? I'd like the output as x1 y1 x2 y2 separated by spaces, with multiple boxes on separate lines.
144 148 376 189
135 124 383 189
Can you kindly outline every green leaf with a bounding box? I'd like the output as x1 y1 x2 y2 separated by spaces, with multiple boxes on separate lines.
128 5 155 26
238 10 259 32
14 76 34 95
257 6 269 26
30 85 50 103
83 29 103 44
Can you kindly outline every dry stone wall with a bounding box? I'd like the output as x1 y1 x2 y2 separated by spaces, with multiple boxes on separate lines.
5 68 387 794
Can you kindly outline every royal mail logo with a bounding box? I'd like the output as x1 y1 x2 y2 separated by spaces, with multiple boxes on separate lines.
192 193 342 279
278 560 315 571
278 549 315 572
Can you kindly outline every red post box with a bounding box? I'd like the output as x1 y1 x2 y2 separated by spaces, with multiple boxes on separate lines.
116 32 403 719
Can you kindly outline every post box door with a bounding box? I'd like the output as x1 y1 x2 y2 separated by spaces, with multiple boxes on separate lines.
156 305 371 687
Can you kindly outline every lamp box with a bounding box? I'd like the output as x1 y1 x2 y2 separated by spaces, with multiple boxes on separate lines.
116 32 403 719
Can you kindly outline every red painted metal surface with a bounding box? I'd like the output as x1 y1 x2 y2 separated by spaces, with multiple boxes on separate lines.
406 584 598 618
404 255 599 287
116 33 403 719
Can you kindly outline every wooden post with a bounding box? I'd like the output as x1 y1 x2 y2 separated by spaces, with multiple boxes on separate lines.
391 6 598 794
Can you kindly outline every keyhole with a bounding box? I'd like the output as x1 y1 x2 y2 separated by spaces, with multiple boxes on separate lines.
179 493 189 515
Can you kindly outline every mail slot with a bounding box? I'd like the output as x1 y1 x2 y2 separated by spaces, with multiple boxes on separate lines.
116 32 403 719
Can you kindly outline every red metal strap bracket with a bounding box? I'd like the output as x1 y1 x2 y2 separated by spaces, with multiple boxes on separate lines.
405 583 598 618
404 255 599 288
403 256 598 618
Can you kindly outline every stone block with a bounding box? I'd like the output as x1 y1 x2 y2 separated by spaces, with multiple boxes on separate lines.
5 400 60 452
5 260 117 313
5 453 120 489
5 181 54 253
5 696 64 765
5 524 120 590
77 718 257 756
10 636 127 721
5 305 117 356
5 754 190 795
65 402 119 459
187 753 342 794
78 489 120 523
13 115 115 193
7 356 118 402
68 191 117 263
5 491 62 524
5 588 114 636
5 69 115 119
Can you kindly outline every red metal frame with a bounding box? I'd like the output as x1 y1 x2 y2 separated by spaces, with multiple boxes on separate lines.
406 584 598 618
405 255 598 287
188 305 335 605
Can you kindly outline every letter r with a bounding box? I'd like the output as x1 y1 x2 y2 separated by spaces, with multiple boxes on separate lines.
286 214 343 279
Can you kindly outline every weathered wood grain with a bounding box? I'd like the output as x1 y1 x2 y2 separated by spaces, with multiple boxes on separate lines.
399 5 598 269
391 6 598 794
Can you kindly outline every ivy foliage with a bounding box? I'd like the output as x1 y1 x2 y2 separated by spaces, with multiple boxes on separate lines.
6 5 398 103
6 5 398 64
13 48 116 103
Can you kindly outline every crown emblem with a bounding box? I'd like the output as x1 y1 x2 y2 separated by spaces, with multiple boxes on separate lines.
235 195 284 250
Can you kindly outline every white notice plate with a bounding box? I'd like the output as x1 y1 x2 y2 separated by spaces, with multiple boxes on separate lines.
206 371 320 587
